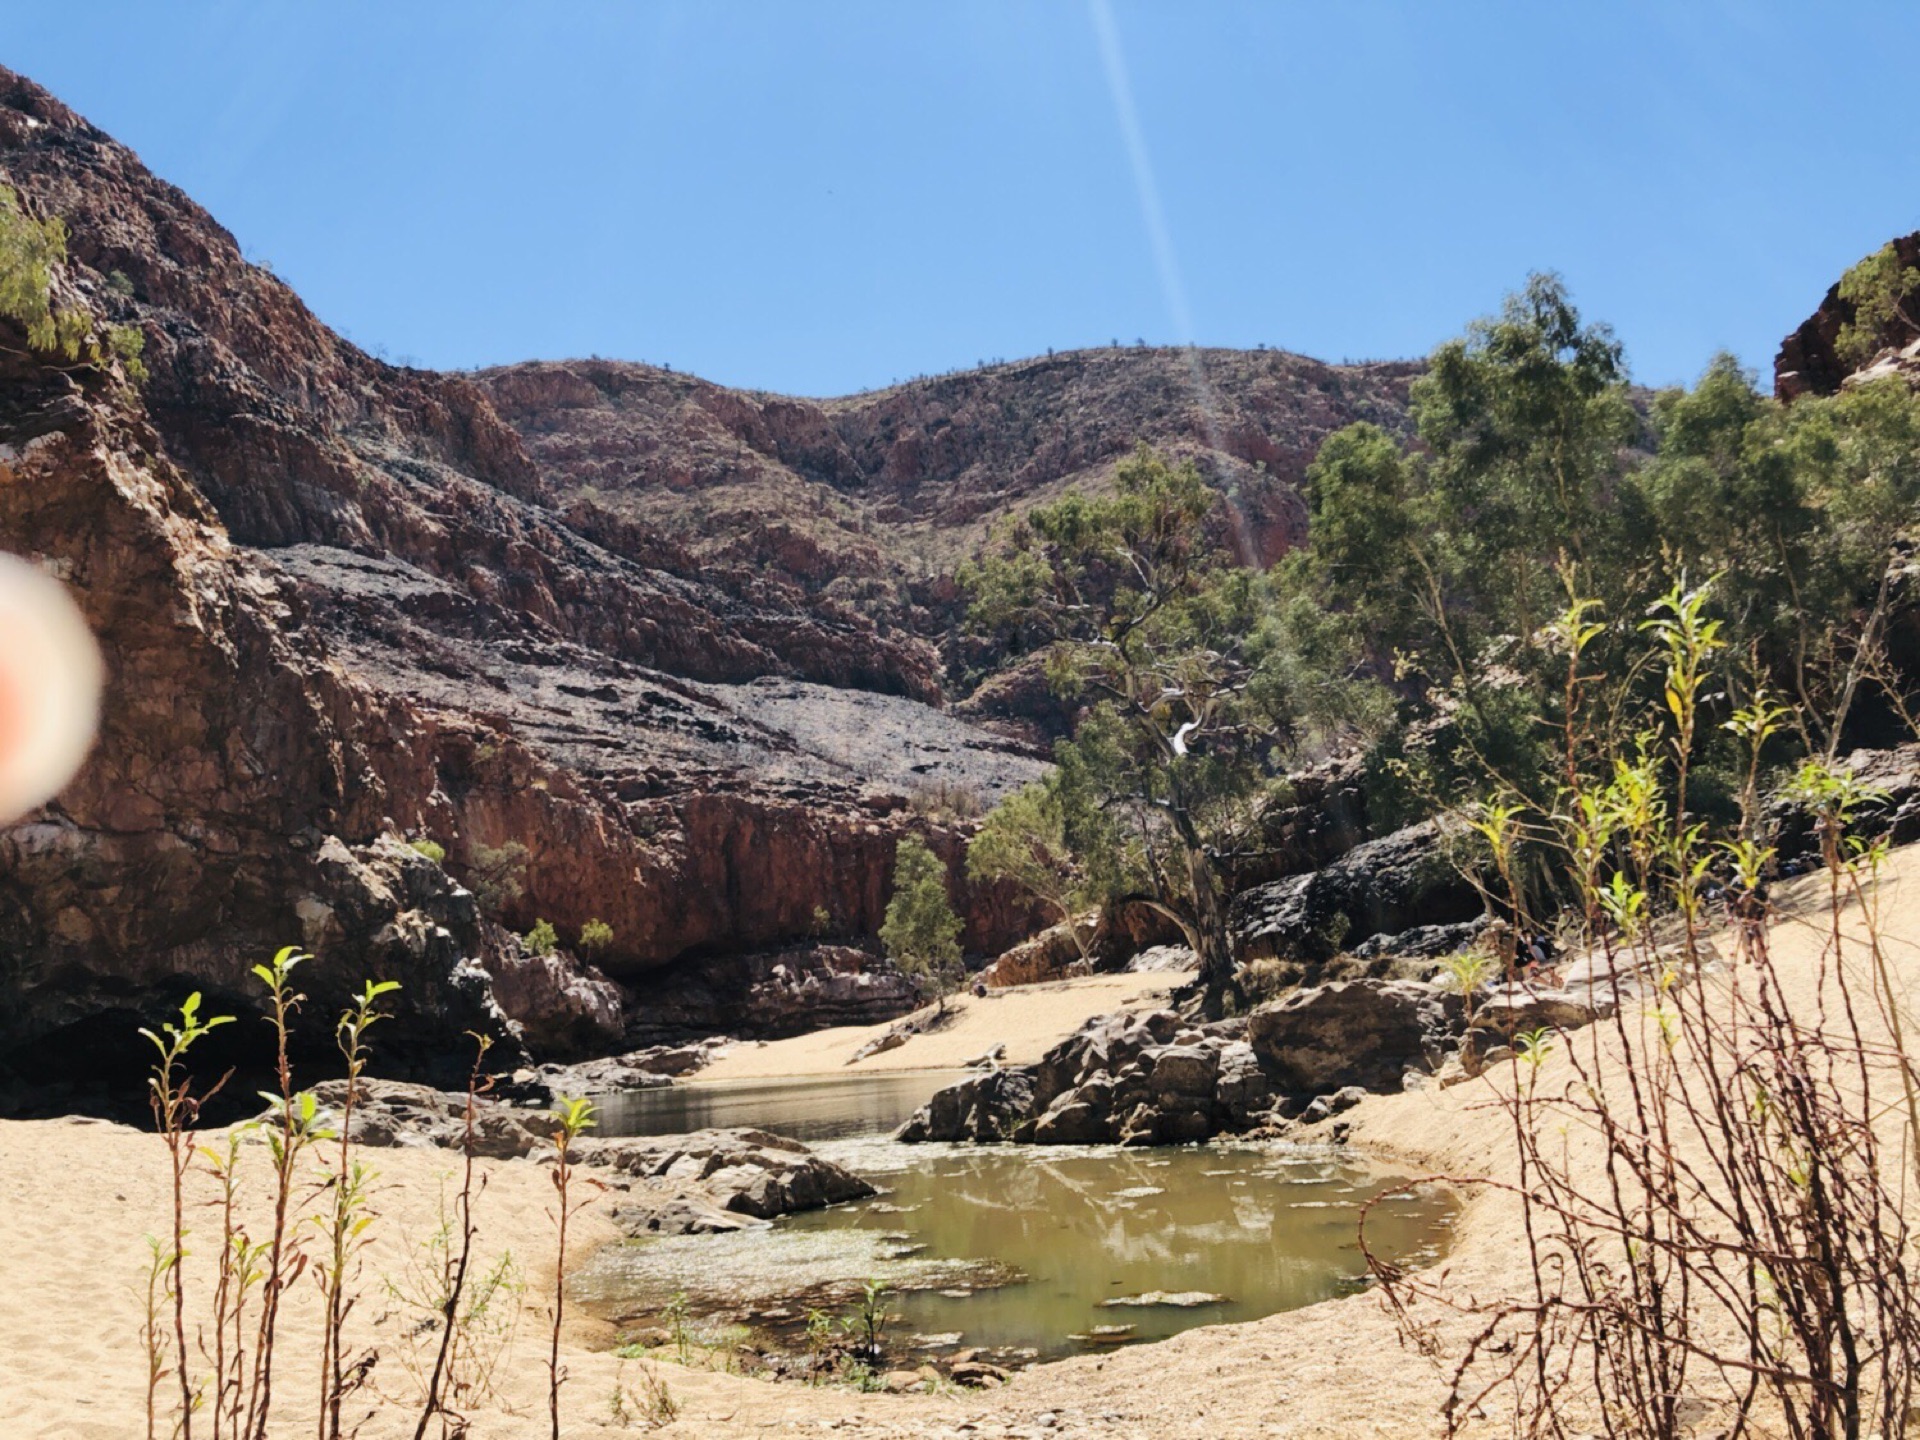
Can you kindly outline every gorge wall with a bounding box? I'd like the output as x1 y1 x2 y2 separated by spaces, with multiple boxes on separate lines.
0 63 1413 1081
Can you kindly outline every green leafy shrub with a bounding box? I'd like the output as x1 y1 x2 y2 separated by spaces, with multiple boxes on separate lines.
577 918 614 957
408 837 447 864
524 918 558 957
0 184 146 382
880 837 963 1012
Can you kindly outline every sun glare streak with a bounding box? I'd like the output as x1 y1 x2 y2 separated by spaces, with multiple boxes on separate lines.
1087 0 1257 565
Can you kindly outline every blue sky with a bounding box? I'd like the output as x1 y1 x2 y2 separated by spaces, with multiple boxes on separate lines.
13 3 1920 396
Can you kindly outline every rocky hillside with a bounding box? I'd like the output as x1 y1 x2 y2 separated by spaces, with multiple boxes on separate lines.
0 66 1424 1087
477 350 1417 727
1775 230 1920 399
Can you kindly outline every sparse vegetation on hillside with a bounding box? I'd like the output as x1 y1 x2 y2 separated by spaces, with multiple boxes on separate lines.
1836 240 1920 366
0 183 145 382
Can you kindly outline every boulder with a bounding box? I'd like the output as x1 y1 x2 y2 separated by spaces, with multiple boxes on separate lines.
1231 820 1481 963
301 1078 554 1159
612 1194 767 1236
1469 988 1607 1041
1248 980 1464 1096
895 1069 1036 1143
1032 1097 1111 1145
587 1128 874 1224
1150 1045 1218 1097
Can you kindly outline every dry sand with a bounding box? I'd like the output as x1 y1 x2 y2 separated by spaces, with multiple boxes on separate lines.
9 854 1917 1438
699 972 1181 1079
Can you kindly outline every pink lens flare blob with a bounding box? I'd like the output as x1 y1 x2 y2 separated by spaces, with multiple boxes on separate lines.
0 553 104 823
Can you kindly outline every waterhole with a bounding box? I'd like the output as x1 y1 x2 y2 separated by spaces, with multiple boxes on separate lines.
574 1073 1455 1366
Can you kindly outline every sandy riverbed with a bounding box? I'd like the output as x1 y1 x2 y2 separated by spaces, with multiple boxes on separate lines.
9 852 1916 1438
698 971 1181 1080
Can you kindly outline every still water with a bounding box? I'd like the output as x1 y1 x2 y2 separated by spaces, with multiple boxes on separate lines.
592 1070 969 1144
575 1072 1455 1363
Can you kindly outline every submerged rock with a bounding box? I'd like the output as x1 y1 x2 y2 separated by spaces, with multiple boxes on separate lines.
1097 1290 1228 1309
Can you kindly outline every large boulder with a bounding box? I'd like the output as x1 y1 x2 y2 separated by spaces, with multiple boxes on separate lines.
1231 820 1481 964
1247 980 1464 1096
894 1068 1037 1143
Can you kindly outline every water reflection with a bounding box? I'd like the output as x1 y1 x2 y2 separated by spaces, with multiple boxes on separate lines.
576 1138 1454 1362
591 1070 969 1144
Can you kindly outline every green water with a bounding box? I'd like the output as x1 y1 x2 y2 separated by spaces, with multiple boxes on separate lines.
591 1070 968 1144
574 1077 1454 1364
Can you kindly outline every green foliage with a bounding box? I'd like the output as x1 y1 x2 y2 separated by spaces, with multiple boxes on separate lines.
0 184 146 383
966 777 1099 955
961 444 1381 1012
880 837 964 1006
465 840 529 912
407 837 447 865
577 918 614 957
523 918 558 957
842 1278 892 1363
1301 271 1920 877
1835 242 1920 367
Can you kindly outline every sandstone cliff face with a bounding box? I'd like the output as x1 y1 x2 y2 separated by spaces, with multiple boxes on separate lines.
0 67 1040 1080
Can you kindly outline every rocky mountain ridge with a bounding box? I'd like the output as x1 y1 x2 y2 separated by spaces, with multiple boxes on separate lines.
0 66 1418 1085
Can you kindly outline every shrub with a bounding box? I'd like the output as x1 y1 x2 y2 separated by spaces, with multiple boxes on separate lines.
880 837 964 1013
466 840 529 911
577 918 614 957
524 919 558 957
408 837 447 865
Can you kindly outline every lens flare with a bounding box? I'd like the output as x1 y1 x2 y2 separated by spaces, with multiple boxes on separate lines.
0 553 104 823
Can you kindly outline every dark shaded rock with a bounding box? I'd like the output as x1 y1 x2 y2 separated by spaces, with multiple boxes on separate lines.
1769 743 1920 866
622 945 922 1047
1231 820 1481 965
1776 231 1920 400
1352 918 1486 962
1300 1085 1369 1125
895 1068 1036 1143
1247 980 1464 1095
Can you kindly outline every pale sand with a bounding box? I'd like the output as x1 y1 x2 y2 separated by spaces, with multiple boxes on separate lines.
698 972 1182 1079
7 855 1916 1438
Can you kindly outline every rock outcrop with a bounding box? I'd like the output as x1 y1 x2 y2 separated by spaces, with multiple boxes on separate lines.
300 1081 871 1232
900 978 1468 1146
1776 231 1920 400
1230 819 1482 971
1245 980 1463 1096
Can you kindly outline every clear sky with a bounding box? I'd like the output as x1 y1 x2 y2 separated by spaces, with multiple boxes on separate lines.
12 3 1920 396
